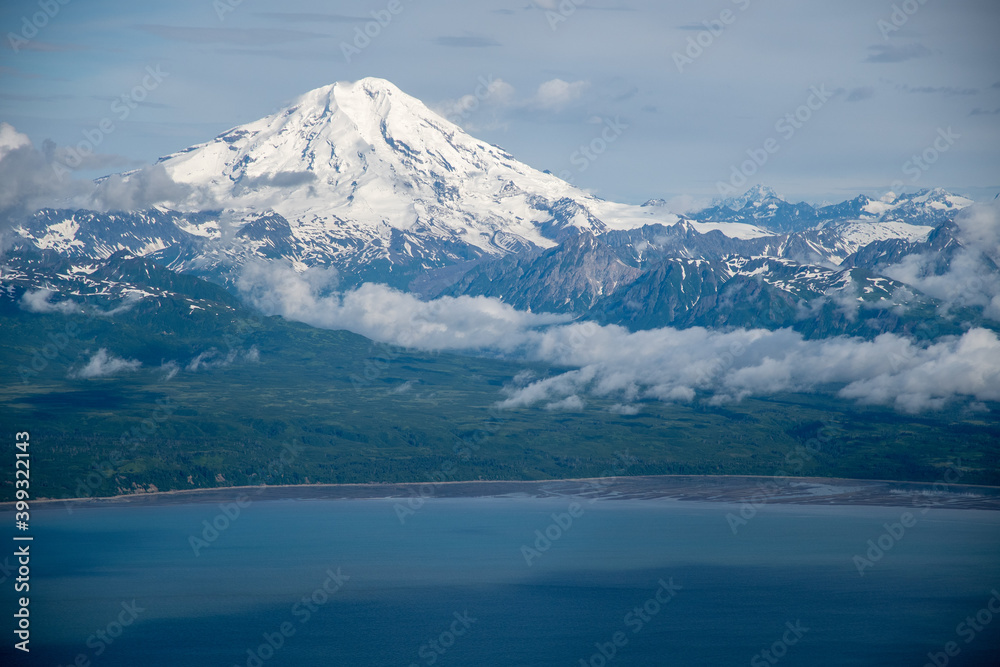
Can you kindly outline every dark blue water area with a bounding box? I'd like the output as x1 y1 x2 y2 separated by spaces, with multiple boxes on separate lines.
2 497 999 666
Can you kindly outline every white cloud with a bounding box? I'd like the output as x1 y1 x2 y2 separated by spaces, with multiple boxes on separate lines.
665 194 713 215
186 346 259 372
837 328 1000 412
20 289 82 315
239 263 1000 414
0 131 91 224
390 380 416 394
884 202 1000 320
88 164 198 211
98 291 145 316
434 77 590 129
72 349 141 379
160 361 180 381
503 324 1000 414
0 123 211 220
238 262 571 351
436 77 516 123
0 122 31 160
544 395 586 411
956 201 1000 261
533 78 590 111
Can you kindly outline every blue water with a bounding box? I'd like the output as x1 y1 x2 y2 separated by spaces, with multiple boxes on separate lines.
2 497 999 666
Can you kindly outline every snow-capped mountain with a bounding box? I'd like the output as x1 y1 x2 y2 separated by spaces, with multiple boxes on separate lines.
153 77 680 273
3 78 994 340
10 78 970 287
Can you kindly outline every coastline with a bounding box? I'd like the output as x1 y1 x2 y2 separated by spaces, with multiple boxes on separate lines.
7 474 1000 511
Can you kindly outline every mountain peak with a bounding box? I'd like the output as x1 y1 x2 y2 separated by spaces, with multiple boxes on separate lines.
153 77 635 264
290 77 409 122
347 76 404 93
722 184 781 210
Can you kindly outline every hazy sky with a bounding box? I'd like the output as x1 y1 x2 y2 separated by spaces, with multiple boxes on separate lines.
1 0 998 205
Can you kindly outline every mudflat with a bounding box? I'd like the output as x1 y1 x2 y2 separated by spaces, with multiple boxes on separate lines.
15 474 1000 511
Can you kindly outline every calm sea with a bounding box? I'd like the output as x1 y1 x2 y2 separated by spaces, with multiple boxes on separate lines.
2 497 999 666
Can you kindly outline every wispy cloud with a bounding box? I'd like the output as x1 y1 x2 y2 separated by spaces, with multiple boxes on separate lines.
0 92 75 103
434 35 502 48
846 86 875 102
134 25 329 46
0 66 41 79
865 43 932 63
91 94 171 109
71 349 141 379
253 12 367 23
901 84 979 96
186 347 259 372
210 47 336 62
532 0 633 12
1 40 90 53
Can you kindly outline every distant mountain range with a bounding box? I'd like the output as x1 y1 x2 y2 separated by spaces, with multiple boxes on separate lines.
675 184 975 233
2 77 995 342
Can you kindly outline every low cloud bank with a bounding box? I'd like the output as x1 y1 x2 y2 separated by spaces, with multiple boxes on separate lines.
885 201 1000 321
239 262 1000 414
0 125 92 227
88 164 198 212
238 263 572 351
0 122 210 228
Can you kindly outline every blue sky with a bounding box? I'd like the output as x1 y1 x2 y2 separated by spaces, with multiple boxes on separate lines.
1 0 998 206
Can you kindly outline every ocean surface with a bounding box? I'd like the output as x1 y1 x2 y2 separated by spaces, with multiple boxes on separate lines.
3 496 1000 666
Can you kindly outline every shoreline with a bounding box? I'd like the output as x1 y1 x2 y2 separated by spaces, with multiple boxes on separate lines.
7 474 1000 511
